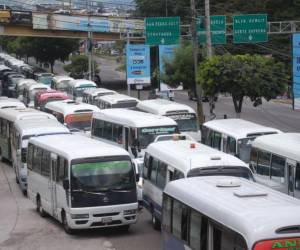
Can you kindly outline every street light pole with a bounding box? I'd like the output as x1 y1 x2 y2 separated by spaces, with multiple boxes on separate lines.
191 0 205 125
205 0 212 58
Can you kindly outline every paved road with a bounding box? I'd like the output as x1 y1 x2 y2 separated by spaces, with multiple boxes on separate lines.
120 90 300 133
0 163 161 250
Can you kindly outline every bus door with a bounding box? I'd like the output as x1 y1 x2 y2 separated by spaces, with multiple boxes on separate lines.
50 153 58 218
287 159 296 197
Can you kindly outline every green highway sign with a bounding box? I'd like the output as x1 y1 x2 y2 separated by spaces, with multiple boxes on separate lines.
233 14 268 43
197 15 226 45
145 17 180 45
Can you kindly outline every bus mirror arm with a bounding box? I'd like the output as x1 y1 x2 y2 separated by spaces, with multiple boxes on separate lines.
63 179 69 190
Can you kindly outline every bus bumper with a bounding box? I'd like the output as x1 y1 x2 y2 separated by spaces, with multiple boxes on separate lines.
66 202 138 229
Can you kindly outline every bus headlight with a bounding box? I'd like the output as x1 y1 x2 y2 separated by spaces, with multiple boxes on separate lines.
71 214 89 219
124 209 136 215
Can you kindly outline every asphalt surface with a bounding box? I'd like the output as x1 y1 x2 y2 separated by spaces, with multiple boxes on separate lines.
120 89 300 133
0 162 161 250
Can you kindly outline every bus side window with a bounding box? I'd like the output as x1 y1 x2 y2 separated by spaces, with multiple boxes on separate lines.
57 156 68 183
226 136 236 155
143 153 150 179
250 148 258 173
103 121 112 140
212 223 247 250
172 199 189 243
157 161 167 189
150 157 158 184
173 169 184 181
27 144 34 170
33 147 42 174
257 150 271 177
162 194 172 233
270 154 286 184
295 163 300 191
201 126 208 144
41 150 50 177
213 132 222 150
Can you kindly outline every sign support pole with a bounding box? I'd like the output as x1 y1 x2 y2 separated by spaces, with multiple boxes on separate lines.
126 22 131 96
191 0 205 125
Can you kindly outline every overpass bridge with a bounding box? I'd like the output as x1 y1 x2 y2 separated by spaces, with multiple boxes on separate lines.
0 11 144 40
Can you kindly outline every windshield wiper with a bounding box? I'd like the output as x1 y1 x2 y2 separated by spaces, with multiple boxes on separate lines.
110 185 135 192
72 189 106 195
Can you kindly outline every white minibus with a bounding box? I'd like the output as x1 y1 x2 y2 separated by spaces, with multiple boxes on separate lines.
201 118 281 163
96 93 139 109
162 176 300 250
136 99 200 141
250 133 300 198
15 78 36 99
91 109 178 159
23 83 51 107
27 134 138 233
82 88 116 105
0 108 56 162
143 139 253 229
66 79 97 102
12 119 70 194
51 76 74 93
45 100 100 132
0 97 26 109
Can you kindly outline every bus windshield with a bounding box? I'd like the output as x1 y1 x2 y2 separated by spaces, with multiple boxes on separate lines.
167 113 198 132
238 137 256 163
39 76 52 86
187 166 254 181
112 101 138 109
71 159 135 192
138 126 178 149
65 113 92 131
75 86 96 97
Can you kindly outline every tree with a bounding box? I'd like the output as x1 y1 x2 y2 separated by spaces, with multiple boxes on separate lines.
197 54 287 117
64 55 99 78
161 42 199 91
30 38 79 73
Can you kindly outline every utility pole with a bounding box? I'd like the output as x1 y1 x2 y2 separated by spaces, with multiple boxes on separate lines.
126 19 131 96
190 0 205 125
205 0 216 119
205 0 212 58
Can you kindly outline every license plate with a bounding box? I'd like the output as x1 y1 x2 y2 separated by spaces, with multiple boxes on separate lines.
102 217 112 223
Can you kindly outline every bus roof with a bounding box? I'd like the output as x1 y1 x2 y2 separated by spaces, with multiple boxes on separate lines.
14 119 70 137
164 176 300 248
69 79 97 88
0 108 56 122
84 88 116 97
137 99 195 116
28 83 50 91
147 140 248 174
97 93 139 104
45 100 100 116
93 109 177 128
252 133 300 162
29 134 130 160
0 98 26 109
52 75 73 83
203 118 281 139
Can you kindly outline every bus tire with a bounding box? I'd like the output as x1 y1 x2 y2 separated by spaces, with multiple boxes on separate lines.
151 210 161 231
62 212 74 234
36 196 46 217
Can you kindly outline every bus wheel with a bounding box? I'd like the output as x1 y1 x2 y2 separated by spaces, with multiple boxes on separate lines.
36 197 46 217
151 211 161 231
62 212 74 234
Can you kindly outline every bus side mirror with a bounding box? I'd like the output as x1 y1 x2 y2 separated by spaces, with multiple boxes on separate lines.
63 179 69 190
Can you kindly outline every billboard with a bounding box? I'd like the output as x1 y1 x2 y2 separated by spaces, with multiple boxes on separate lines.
293 34 300 109
32 14 144 34
126 44 151 85
159 44 182 91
